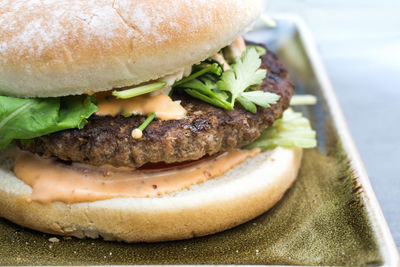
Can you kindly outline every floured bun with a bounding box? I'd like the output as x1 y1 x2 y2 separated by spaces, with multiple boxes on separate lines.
0 147 302 242
0 0 262 97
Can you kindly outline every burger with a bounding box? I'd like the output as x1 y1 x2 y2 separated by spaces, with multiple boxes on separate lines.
0 0 316 242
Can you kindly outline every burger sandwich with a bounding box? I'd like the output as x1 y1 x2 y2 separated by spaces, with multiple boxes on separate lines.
0 0 316 242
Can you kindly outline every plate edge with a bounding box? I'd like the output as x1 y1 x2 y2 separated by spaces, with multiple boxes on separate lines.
269 13 399 267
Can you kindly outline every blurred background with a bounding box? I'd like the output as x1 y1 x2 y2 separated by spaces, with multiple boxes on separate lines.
263 0 400 250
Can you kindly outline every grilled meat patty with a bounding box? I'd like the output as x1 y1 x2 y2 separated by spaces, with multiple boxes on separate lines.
20 46 294 168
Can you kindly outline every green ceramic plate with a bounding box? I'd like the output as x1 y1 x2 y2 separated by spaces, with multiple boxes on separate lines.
0 15 398 266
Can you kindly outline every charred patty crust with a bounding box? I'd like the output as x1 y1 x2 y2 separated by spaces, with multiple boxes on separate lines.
20 46 294 168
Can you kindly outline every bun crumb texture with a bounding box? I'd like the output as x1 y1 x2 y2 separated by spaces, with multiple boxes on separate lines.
0 0 261 97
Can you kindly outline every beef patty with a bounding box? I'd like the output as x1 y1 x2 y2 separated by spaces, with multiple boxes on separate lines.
20 46 294 168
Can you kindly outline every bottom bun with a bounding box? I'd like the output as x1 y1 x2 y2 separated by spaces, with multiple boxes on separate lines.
0 147 302 242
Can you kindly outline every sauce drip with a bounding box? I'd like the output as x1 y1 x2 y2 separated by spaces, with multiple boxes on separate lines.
13 148 260 204
224 37 246 60
96 93 186 120
212 53 231 71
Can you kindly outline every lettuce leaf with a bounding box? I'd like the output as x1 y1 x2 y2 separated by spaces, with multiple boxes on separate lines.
245 109 317 150
0 95 98 149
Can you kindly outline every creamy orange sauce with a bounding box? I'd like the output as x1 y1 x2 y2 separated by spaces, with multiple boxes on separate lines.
233 37 246 54
212 53 231 71
225 37 246 60
13 148 260 204
96 93 186 120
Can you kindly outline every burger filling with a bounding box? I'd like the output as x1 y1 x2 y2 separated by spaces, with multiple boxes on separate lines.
12 147 261 203
0 39 317 203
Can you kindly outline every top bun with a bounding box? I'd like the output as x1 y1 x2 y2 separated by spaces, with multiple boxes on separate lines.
0 0 262 97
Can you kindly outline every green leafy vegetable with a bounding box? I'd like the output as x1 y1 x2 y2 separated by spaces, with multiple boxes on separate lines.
237 96 257 113
245 109 317 150
181 78 231 109
138 112 156 131
217 48 267 106
240 91 280 108
246 45 267 56
174 62 223 87
0 95 98 149
112 82 166 99
174 48 280 113
290 95 318 106
260 14 277 28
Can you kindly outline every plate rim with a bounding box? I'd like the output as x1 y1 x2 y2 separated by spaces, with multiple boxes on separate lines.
270 13 400 267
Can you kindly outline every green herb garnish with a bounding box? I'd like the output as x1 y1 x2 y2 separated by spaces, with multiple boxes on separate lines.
112 82 166 99
245 109 317 150
290 95 318 106
174 63 222 87
246 45 267 56
138 113 155 131
174 48 280 114
131 113 156 139
181 78 231 109
260 14 277 28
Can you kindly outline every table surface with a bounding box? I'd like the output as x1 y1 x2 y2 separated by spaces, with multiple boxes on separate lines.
266 0 400 252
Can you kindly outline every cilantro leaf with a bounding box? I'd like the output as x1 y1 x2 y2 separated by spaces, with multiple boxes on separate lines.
174 63 223 87
173 47 280 114
217 48 267 106
178 78 231 109
185 89 230 109
240 91 280 108
237 96 257 114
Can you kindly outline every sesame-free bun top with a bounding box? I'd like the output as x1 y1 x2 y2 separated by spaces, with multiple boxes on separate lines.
0 0 262 97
